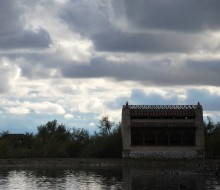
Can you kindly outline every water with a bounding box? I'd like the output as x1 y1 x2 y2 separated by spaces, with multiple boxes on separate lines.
0 166 219 189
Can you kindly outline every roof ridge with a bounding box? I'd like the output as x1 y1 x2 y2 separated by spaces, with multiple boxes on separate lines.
125 104 197 110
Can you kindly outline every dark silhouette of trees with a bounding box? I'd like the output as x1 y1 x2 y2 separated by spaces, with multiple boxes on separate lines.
82 120 122 158
35 120 72 157
1 116 220 159
98 116 114 136
67 128 90 157
205 117 220 158
0 117 122 158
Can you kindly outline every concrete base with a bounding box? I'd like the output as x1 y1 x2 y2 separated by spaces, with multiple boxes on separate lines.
123 150 200 159
129 151 198 158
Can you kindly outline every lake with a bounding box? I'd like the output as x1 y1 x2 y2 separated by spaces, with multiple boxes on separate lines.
0 164 220 189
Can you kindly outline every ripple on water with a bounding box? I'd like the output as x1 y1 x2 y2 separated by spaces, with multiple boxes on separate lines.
0 167 219 190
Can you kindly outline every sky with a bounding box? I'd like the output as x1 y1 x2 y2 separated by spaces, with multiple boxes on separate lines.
1 0 220 134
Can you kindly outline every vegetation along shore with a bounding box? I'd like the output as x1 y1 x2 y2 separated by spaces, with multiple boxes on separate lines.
0 116 220 159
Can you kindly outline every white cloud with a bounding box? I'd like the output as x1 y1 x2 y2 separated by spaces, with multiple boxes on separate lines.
64 114 74 119
5 107 30 115
89 122 95 127
23 101 65 114
22 0 94 64
0 58 21 93
55 40 93 63
88 122 97 131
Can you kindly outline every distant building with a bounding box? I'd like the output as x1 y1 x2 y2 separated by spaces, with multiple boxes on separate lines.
4 134 26 144
121 102 205 158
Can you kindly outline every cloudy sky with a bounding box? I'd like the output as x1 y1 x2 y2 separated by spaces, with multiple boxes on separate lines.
1 0 220 133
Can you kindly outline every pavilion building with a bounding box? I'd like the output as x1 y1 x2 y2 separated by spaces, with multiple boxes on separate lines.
121 102 205 158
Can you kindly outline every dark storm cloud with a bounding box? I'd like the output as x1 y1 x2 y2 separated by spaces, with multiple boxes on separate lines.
5 0 219 87
123 0 220 32
16 58 56 79
61 0 220 34
0 0 22 36
0 28 52 49
60 1 109 36
12 52 220 86
0 0 51 50
61 57 220 86
7 49 64 79
92 29 198 53
59 0 220 53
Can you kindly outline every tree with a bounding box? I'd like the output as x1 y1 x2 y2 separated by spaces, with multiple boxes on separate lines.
0 118 123 158
205 116 215 135
0 132 9 158
98 116 114 136
82 120 122 158
68 128 90 157
205 117 220 158
36 120 71 157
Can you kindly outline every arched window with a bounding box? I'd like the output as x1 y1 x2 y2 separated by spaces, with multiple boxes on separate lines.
183 132 195 146
131 132 143 146
145 133 156 145
170 133 181 145
157 132 168 145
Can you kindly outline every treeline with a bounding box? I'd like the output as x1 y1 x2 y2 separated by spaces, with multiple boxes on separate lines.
205 117 220 158
0 117 122 158
1 116 220 159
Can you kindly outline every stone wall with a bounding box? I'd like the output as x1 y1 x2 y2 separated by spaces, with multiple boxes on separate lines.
124 150 198 159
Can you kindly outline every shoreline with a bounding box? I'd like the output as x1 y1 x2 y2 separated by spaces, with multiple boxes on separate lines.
0 158 123 169
0 158 220 171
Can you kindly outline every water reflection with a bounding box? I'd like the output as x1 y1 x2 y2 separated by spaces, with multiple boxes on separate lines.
0 168 122 190
123 166 220 190
0 165 219 189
